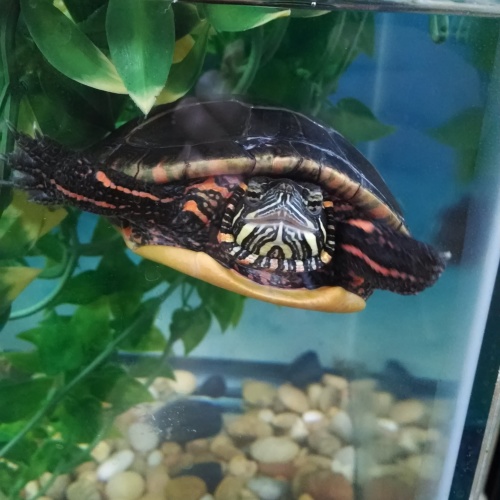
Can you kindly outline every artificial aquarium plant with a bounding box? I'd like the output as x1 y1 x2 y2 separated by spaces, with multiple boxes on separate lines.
0 1 396 497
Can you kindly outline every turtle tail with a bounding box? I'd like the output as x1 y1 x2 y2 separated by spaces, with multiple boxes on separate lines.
8 133 75 205
336 218 448 296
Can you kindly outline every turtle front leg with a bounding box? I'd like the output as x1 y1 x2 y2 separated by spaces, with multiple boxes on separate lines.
335 218 447 297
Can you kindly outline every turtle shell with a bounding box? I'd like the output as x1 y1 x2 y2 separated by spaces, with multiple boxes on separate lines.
97 98 407 234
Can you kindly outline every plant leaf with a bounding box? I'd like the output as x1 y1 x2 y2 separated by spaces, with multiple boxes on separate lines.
105 373 153 413
0 266 41 309
106 0 175 113
320 98 395 144
51 270 108 306
63 0 107 23
157 23 209 105
0 378 52 422
205 4 290 32
429 107 484 183
170 306 211 354
172 2 201 40
59 395 102 442
0 191 67 259
21 0 126 93
197 284 245 332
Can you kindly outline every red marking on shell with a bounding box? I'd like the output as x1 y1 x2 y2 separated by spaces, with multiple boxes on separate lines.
347 219 377 233
185 177 232 198
52 181 117 209
95 170 172 203
183 200 209 224
341 244 417 282
151 163 170 183
96 170 111 187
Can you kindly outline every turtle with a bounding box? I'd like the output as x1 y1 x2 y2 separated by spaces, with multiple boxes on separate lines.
6 98 447 313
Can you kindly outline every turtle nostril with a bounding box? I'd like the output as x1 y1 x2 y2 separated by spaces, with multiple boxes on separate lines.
278 182 294 193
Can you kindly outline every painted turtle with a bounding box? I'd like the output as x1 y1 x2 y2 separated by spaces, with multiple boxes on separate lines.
8 98 447 312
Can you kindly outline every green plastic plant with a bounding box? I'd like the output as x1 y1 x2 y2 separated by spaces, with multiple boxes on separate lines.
0 1 394 497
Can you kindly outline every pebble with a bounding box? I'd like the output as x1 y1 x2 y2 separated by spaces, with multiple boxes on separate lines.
306 383 323 409
302 410 327 431
153 400 222 443
373 391 394 417
139 494 169 500
210 435 241 461
322 374 349 392
404 453 443 481
331 446 355 482
398 426 432 454
128 421 161 452
91 441 111 463
177 462 223 493
228 454 258 478
308 430 342 457
250 436 300 464
66 479 102 500
150 377 175 401
258 408 275 423
290 417 309 441
24 480 39 497
319 386 340 413
198 375 226 398
147 449 164 467
257 461 297 479
171 370 197 395
390 399 427 425
186 439 210 455
329 410 353 442
97 449 135 481
131 454 148 476
247 476 288 500
243 380 277 407
40 472 70 500
145 465 170 496
278 384 309 414
286 351 323 388
376 418 399 436
214 476 246 500
371 437 400 464
295 469 353 500
226 414 273 442
105 471 145 500
164 476 207 500
272 412 300 431
363 476 414 500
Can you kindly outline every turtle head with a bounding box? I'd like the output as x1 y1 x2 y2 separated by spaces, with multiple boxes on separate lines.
219 176 336 273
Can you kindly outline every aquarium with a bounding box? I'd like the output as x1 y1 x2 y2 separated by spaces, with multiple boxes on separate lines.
1 1 500 499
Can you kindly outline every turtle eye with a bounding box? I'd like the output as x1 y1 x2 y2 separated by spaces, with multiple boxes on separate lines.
305 190 323 216
245 186 263 204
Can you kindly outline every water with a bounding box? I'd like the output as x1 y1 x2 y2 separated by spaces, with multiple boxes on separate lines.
1 4 500 499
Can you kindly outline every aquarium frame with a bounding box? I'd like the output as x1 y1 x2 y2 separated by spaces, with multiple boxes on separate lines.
470 370 500 498
189 0 500 18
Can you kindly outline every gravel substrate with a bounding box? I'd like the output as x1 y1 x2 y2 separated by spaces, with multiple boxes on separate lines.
23 366 449 500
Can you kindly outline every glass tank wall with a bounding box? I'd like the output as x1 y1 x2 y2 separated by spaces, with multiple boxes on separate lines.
1 2 500 499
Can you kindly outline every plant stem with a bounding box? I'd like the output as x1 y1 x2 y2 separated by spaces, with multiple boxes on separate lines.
9 226 79 320
144 277 184 387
